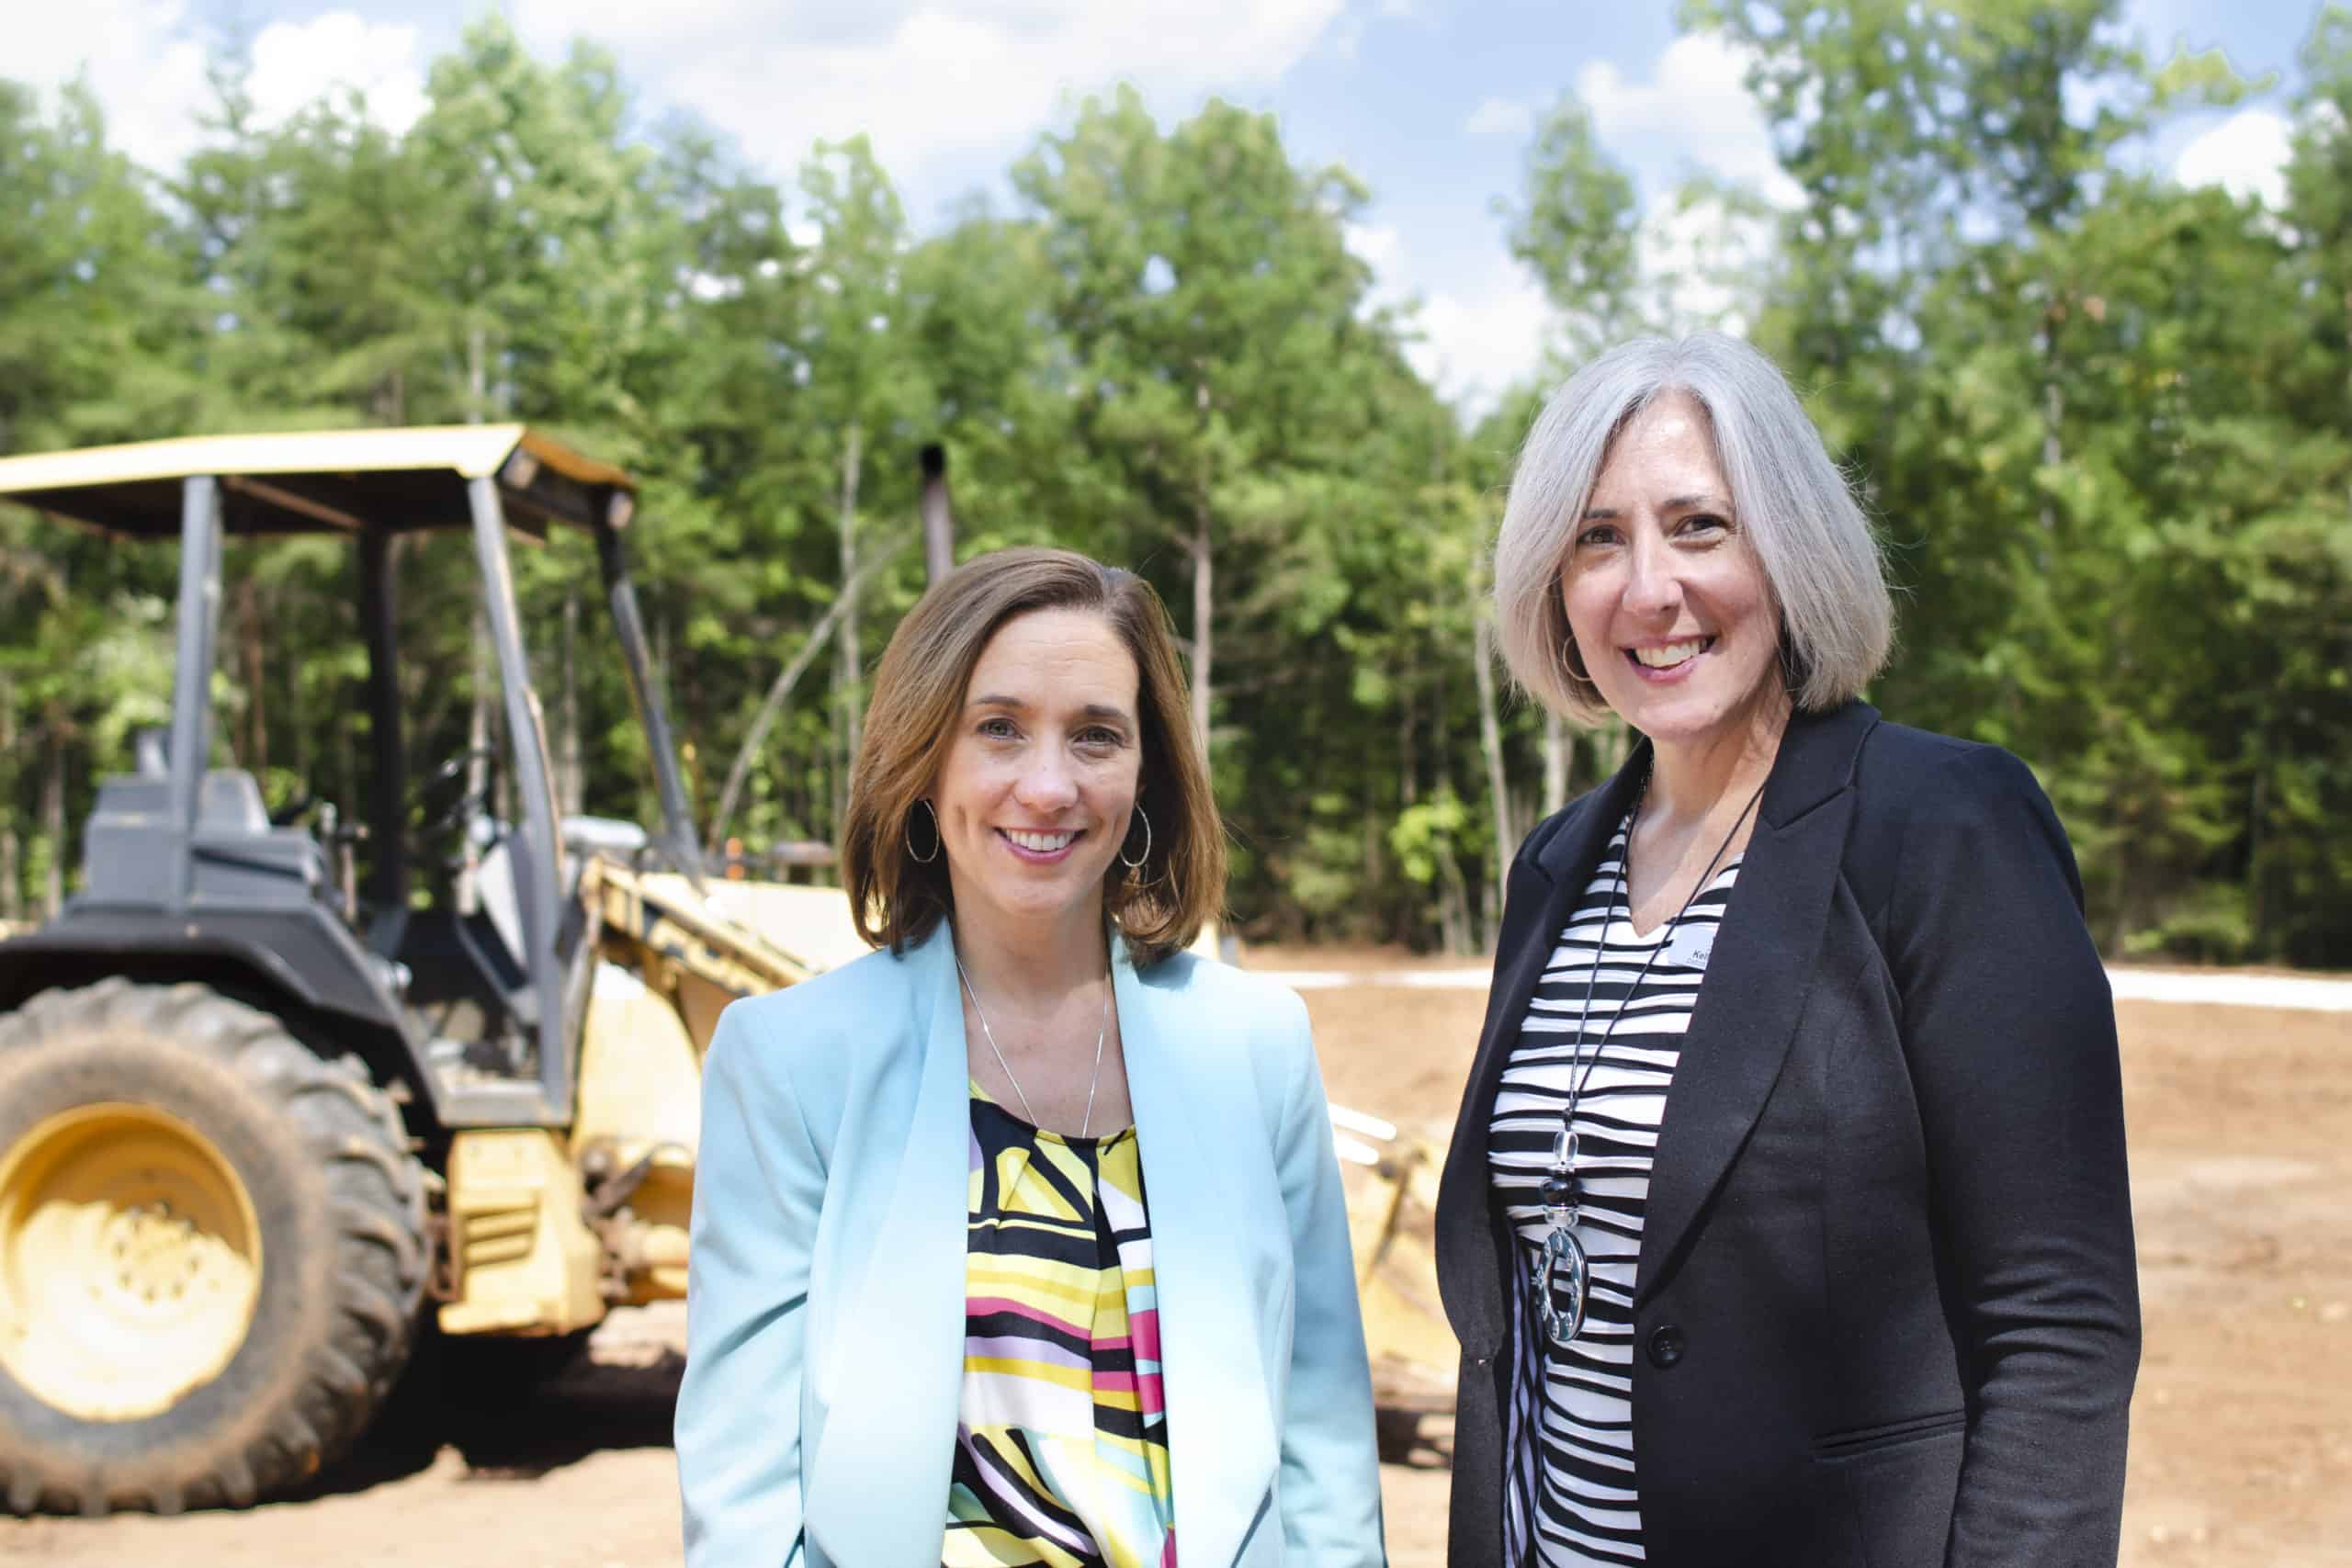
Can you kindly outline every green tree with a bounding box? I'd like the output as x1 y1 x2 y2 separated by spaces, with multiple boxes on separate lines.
1013 88 1391 747
0 80 198 451
1498 96 1641 355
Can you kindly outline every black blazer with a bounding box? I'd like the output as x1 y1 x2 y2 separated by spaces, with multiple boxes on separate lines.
1435 701 2141 1568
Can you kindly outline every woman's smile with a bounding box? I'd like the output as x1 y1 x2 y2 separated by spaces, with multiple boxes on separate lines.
1623 636 1718 680
998 827 1081 862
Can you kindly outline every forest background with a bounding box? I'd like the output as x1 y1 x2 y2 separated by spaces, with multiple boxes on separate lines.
2 0 2347 965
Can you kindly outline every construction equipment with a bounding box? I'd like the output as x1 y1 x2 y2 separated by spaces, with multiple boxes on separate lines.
0 428 1454 1517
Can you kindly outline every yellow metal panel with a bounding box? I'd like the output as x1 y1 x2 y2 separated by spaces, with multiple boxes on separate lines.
0 425 534 495
590 863 815 1063
437 1130 605 1338
666 876 870 976
512 428 635 491
1332 1118 1459 1415
570 963 704 1160
606 1201 693 1306
0 425 635 517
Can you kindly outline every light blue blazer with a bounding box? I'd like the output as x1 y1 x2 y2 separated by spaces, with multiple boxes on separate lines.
675 922 1385 1567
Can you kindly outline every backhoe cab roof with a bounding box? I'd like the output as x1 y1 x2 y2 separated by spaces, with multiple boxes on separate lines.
0 424 636 538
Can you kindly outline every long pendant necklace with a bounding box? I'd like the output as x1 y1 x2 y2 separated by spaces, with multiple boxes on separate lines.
956 953 1114 1138
1532 770 1768 1351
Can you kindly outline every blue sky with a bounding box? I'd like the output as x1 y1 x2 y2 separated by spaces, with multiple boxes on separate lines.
17 0 2334 410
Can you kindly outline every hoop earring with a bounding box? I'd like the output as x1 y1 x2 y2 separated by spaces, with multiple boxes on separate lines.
1560 632 1591 685
1118 804 1152 872
907 799 942 864
1776 617 1810 700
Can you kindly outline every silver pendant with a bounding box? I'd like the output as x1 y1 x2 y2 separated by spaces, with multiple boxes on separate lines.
1532 1223 1590 1348
1532 1125 1589 1348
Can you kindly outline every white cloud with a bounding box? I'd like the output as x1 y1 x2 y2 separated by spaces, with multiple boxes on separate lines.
510 0 1347 178
2174 107 2292 210
1464 96 1532 138
1408 272 1554 414
1325 11 1370 61
15 3 425 171
1576 30 1801 209
1343 220 1401 274
1634 189 1772 334
246 13 428 139
1344 215 1546 413
14 0 211 174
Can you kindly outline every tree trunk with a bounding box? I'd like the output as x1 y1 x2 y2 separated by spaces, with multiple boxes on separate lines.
834 422 865 822
1400 679 1418 807
1471 598 1511 952
1543 710 1570 816
0 678 18 921
468 323 488 427
232 569 266 774
1386 691 1415 948
560 583 582 818
2036 302 2064 564
708 545 903 860
459 319 492 911
919 443 956 585
1431 772 1475 958
2039 375 2064 534
41 721 65 919
334 698 354 846
1191 374 1216 751
1189 506 1213 752
2245 727 2268 957
818 713 835 843
1438 856 1473 957
285 582 306 783
459 606 490 912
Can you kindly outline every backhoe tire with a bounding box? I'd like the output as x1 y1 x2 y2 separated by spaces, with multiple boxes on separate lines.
0 978 429 1515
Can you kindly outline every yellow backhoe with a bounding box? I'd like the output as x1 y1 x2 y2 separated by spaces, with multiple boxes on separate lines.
0 428 1454 1516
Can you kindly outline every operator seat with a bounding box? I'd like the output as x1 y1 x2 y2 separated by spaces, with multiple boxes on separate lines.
80 736 334 911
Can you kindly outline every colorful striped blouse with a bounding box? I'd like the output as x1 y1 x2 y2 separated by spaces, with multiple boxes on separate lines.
942 1084 1177 1568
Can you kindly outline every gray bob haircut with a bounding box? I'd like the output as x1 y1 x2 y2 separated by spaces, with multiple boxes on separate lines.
1494 333 1894 725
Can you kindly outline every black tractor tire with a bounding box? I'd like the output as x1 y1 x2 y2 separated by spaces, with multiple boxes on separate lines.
0 978 429 1515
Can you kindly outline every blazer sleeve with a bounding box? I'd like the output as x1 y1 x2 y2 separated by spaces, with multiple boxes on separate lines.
1267 988 1388 1565
675 1001 825 1568
1883 745 2142 1566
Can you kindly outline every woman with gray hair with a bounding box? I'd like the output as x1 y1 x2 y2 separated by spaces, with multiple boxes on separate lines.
1434 333 2139 1568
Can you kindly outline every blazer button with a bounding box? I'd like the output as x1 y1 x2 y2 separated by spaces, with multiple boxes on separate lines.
1645 1324 1687 1370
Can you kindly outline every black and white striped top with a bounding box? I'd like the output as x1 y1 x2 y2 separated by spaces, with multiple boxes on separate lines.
1487 817 1741 1567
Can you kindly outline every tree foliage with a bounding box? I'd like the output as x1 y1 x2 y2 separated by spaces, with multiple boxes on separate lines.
0 6 2346 963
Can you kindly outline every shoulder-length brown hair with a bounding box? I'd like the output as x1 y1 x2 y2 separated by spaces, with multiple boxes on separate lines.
840 547 1225 967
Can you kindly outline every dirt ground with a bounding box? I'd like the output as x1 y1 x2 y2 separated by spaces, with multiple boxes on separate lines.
7 950 2347 1567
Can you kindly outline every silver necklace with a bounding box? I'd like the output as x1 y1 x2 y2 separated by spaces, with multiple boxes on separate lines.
955 953 1114 1138
1532 770 1767 1351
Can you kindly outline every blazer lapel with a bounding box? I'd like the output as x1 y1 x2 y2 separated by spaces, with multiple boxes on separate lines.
1634 702 1879 1304
804 926 970 1564
1434 753 1649 1359
1119 938 1277 1568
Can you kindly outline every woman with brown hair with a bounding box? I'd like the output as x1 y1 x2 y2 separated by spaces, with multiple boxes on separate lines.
676 547 1385 1567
